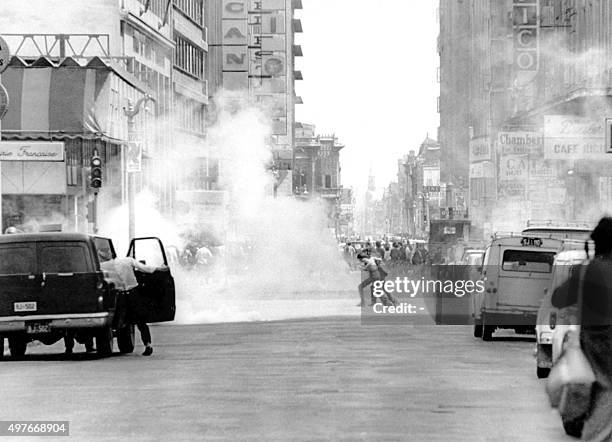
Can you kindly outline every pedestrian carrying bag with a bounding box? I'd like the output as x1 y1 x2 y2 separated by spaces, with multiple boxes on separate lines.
545 262 596 421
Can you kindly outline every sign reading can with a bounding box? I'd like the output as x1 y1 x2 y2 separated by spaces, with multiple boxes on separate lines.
14 302 37 312
0 142 64 162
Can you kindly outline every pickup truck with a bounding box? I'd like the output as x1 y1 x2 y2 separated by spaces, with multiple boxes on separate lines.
0 233 175 358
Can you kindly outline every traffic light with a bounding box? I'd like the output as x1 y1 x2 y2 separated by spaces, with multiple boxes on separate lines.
90 151 102 189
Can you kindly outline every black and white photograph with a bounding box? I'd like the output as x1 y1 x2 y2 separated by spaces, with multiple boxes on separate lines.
1 0 612 440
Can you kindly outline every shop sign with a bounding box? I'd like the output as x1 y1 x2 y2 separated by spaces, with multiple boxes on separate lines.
498 131 544 156
544 115 612 160
469 137 491 162
499 155 529 181
0 141 64 162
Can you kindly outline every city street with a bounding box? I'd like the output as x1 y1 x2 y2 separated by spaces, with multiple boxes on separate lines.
1 315 571 441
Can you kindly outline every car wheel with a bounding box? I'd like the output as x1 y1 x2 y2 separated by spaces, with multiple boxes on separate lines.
473 323 483 338
537 366 550 379
117 324 135 354
96 326 114 356
482 317 495 341
8 336 27 357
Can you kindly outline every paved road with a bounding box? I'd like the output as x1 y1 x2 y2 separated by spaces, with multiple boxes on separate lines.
0 316 571 441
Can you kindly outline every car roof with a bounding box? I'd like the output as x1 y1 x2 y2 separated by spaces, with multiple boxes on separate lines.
554 250 588 263
0 232 98 244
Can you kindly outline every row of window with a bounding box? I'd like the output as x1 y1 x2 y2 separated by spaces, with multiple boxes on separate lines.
132 28 167 69
173 0 203 26
137 0 169 20
174 34 205 79
176 96 206 135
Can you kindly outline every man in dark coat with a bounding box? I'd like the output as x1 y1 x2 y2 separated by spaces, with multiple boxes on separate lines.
552 217 612 440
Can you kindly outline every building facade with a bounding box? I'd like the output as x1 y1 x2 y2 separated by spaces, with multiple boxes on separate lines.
0 0 216 236
205 0 303 196
439 0 612 237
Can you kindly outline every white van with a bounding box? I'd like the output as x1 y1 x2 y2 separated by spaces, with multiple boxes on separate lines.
535 245 590 378
472 234 563 341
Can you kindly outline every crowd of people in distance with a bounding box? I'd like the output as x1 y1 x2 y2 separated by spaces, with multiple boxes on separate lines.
341 238 431 270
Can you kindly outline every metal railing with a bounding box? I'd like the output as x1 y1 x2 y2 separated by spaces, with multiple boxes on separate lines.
3 34 111 59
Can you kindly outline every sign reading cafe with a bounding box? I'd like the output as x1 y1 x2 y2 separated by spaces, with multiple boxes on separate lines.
0 142 65 162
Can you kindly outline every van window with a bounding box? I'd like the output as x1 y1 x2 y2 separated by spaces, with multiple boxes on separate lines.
40 243 91 273
502 250 555 273
0 244 36 274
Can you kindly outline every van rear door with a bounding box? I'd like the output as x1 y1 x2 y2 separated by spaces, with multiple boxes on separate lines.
497 248 557 312
38 241 99 314
0 243 40 317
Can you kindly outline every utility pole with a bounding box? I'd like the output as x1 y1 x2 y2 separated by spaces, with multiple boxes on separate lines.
123 95 151 239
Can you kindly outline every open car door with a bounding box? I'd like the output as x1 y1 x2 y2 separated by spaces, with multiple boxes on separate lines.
127 237 176 323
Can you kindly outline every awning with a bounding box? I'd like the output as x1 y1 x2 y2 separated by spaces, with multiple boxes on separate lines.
0 57 150 143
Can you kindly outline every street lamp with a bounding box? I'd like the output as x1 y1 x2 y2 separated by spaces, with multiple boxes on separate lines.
123 95 152 240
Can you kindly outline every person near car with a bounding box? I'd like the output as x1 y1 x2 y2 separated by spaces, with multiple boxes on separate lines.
551 216 612 441
98 248 165 356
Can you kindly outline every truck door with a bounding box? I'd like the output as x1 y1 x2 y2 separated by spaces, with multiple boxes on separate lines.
38 241 98 314
497 248 557 311
127 237 175 323
0 243 40 317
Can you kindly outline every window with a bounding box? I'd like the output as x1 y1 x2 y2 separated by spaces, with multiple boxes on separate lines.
176 96 205 134
502 250 555 273
173 0 203 26
137 0 168 20
39 244 91 273
0 245 35 275
325 175 332 188
174 34 204 79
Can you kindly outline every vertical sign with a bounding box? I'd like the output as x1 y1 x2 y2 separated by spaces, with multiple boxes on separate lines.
606 118 612 154
513 0 539 85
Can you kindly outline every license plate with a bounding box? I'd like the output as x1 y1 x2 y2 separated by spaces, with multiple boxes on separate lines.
26 323 50 334
14 302 37 312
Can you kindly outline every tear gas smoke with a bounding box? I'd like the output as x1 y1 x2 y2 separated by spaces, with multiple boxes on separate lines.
97 93 359 324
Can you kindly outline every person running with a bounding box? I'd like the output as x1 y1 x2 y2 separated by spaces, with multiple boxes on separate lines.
356 253 397 307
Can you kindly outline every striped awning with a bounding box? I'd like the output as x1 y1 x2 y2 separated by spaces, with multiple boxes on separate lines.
0 58 125 142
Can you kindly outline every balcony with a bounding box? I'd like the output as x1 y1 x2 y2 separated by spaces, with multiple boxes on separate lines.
173 69 208 104
294 70 303 80
292 45 303 57
173 10 208 51
120 0 173 43
292 19 303 33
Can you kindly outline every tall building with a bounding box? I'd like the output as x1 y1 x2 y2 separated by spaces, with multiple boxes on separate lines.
293 122 346 233
0 0 215 234
205 0 303 195
439 0 612 236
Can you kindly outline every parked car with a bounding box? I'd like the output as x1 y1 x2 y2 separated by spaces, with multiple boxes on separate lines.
0 233 175 358
472 233 563 341
535 246 588 378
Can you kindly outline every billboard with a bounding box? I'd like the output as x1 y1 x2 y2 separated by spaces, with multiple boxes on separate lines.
544 115 612 160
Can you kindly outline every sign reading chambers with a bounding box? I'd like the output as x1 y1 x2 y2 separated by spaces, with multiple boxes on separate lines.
0 142 64 161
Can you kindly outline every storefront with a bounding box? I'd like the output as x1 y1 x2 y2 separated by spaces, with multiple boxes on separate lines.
0 56 152 233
